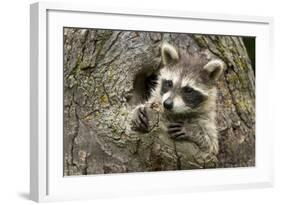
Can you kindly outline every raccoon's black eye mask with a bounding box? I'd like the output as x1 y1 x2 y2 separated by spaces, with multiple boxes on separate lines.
160 79 173 95
181 86 205 108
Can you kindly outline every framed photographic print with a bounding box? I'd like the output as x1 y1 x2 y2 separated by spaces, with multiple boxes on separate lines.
30 2 274 202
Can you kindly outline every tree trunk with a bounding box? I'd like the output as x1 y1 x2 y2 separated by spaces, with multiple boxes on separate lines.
63 28 255 175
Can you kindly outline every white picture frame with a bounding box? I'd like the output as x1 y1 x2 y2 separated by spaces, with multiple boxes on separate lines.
30 1 274 202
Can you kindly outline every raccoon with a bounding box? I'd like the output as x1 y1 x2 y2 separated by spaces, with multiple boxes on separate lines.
131 42 225 155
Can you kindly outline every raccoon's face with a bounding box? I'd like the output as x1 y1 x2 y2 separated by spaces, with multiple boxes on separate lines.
160 69 208 113
159 42 225 114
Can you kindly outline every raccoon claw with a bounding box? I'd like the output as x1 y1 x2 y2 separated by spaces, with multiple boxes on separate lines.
167 122 188 140
132 107 150 133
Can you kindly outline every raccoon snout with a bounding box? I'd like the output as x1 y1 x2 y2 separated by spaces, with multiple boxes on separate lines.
163 98 173 110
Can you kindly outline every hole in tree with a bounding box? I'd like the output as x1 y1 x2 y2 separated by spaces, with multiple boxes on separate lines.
128 68 158 105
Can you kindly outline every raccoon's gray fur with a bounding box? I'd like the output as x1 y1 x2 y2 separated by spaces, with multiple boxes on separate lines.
131 42 225 155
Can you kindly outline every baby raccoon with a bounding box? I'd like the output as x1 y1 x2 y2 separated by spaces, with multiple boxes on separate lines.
131 42 225 155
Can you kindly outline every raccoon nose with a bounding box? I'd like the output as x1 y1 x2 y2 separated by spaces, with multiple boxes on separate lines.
163 98 173 110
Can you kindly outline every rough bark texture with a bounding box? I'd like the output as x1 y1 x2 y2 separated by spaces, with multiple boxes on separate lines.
63 28 255 176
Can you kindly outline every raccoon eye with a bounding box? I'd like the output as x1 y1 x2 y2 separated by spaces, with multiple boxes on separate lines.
165 80 173 88
181 86 206 108
161 79 173 95
183 86 194 94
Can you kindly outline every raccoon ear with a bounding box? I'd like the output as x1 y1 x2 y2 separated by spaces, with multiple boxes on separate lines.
161 43 179 65
203 59 225 81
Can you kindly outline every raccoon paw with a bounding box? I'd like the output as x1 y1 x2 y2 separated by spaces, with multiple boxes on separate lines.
131 106 150 133
167 122 188 140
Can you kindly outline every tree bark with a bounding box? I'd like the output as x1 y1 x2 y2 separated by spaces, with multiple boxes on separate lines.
63 28 255 175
